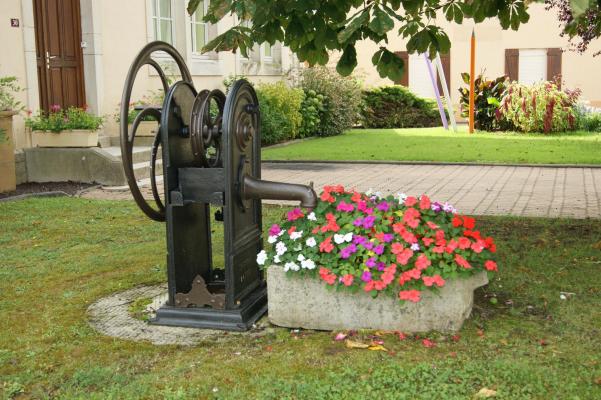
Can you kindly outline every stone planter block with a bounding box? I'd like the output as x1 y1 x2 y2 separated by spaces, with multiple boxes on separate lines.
31 129 101 148
0 111 17 193
267 266 488 333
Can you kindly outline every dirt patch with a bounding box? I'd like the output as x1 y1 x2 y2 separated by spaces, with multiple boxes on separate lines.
0 181 95 199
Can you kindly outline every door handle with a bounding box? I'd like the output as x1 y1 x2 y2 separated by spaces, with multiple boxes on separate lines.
45 52 58 69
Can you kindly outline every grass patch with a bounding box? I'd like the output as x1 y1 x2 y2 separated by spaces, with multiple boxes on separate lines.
262 128 601 165
128 297 153 322
0 198 600 399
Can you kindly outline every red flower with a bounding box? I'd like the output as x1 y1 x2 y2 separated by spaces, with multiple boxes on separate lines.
403 208 421 229
484 260 498 271
445 239 458 253
471 240 485 253
422 237 434 246
319 267 337 285
319 237 334 253
288 226 296 235
457 237 471 249
422 338 436 348
432 246 445 254
454 254 472 269
341 274 354 286
395 248 413 265
351 191 362 203
419 195 431 210
415 254 431 271
463 216 476 230
452 215 463 227
399 290 421 302
426 221 439 230
391 242 404 254
423 275 445 287
404 196 418 207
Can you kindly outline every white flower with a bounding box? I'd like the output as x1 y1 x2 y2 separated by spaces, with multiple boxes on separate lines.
396 192 408 203
297 254 305 262
334 234 345 244
307 212 317 221
256 250 268 266
290 230 303 240
274 255 281 263
275 241 287 256
374 191 383 199
306 237 317 247
343 232 353 242
365 188 374 196
267 235 277 244
284 261 300 272
278 230 285 236
301 258 316 270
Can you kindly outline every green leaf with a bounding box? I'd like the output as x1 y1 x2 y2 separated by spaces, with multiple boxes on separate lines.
570 0 590 17
336 45 357 76
338 8 370 43
187 0 202 15
368 6 395 36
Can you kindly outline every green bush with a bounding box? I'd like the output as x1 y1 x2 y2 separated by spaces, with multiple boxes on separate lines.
499 81 580 133
256 81 304 146
458 73 512 131
575 104 601 132
299 67 361 136
26 106 103 132
360 86 443 128
0 76 23 112
298 89 325 137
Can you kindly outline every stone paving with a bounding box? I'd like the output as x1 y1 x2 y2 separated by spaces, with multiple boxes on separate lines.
81 162 601 219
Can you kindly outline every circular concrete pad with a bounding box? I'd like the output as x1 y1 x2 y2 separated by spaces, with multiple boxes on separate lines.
87 284 268 345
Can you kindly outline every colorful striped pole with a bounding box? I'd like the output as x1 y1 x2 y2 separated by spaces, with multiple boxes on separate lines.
424 54 448 129
434 53 457 132
469 29 476 133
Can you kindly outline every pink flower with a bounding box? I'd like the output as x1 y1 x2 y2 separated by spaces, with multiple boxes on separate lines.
319 237 334 253
454 254 472 269
415 254 431 271
287 208 304 221
422 275 445 287
396 248 413 265
405 196 418 207
484 260 498 271
268 224 281 236
336 201 355 212
422 338 436 348
399 290 421 302
50 104 61 112
341 274 354 286
419 195 431 210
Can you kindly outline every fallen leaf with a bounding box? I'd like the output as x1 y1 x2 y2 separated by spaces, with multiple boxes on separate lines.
499 339 508 346
592 241 601 250
375 330 396 336
475 387 497 398
345 339 369 349
477 329 485 337
397 332 407 340
539 339 548 346
334 332 347 341
368 344 388 352
452 334 461 342
422 339 436 348
264 346 273 352
372 339 385 345
448 351 457 358
594 376 601 385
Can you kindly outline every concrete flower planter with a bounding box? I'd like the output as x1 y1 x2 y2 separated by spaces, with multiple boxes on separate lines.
0 110 18 193
267 265 488 333
128 121 157 137
31 129 101 148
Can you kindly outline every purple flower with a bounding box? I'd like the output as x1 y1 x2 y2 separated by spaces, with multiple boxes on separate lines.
362 241 374 250
353 235 367 245
340 244 357 259
268 224 281 236
353 217 363 227
431 202 443 212
382 233 394 243
442 202 455 213
365 257 377 268
374 244 385 255
376 201 389 212
411 243 421 251
362 215 376 229
361 270 372 282
376 262 386 271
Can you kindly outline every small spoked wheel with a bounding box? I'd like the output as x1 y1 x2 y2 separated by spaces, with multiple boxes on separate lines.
120 41 192 221
190 89 226 167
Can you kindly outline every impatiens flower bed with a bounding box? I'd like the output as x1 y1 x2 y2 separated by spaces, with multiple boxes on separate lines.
257 185 498 303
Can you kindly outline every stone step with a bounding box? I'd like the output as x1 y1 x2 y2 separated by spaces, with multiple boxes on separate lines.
132 159 163 181
109 135 156 147
101 146 162 164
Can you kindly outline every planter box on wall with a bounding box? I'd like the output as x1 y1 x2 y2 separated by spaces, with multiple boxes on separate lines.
31 129 101 148
267 266 488 333
0 110 18 193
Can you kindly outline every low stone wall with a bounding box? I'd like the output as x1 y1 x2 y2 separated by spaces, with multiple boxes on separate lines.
15 150 27 184
267 266 488 333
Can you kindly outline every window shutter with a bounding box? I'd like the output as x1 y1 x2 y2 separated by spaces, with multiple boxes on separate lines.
394 51 409 86
547 48 562 87
436 52 451 94
505 49 519 81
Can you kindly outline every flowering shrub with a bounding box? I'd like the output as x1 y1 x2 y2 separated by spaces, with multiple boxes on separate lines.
26 105 103 132
498 81 580 133
257 186 498 303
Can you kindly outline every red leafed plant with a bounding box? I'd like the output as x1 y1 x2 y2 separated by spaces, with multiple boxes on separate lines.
256 186 498 303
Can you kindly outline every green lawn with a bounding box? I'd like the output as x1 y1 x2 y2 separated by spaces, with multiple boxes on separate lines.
262 128 601 165
1 198 600 399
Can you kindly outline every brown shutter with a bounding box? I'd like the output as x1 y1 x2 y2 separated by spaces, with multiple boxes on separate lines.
505 49 519 81
394 51 409 86
436 51 450 94
547 48 562 88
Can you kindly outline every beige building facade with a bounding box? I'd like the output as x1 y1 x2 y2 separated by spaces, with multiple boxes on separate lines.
0 0 293 150
351 4 601 108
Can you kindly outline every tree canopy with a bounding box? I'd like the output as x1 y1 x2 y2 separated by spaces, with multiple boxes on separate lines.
184 0 592 81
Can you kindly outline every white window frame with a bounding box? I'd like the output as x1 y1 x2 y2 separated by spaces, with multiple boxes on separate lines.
150 0 175 46
190 0 209 58
261 43 274 63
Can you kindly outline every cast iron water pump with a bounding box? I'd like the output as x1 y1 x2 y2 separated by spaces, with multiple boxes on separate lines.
120 41 317 331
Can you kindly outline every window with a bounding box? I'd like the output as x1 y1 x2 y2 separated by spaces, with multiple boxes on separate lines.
151 0 174 44
190 1 208 55
518 49 547 85
263 43 273 60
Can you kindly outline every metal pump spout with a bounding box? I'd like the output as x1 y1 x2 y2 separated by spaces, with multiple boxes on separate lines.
242 175 317 209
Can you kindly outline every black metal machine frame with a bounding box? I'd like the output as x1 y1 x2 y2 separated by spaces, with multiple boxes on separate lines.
120 41 317 331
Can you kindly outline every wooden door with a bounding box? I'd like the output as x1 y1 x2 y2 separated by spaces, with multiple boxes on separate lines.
33 0 86 112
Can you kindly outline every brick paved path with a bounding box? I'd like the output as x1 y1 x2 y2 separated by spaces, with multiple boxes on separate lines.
81 163 601 219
